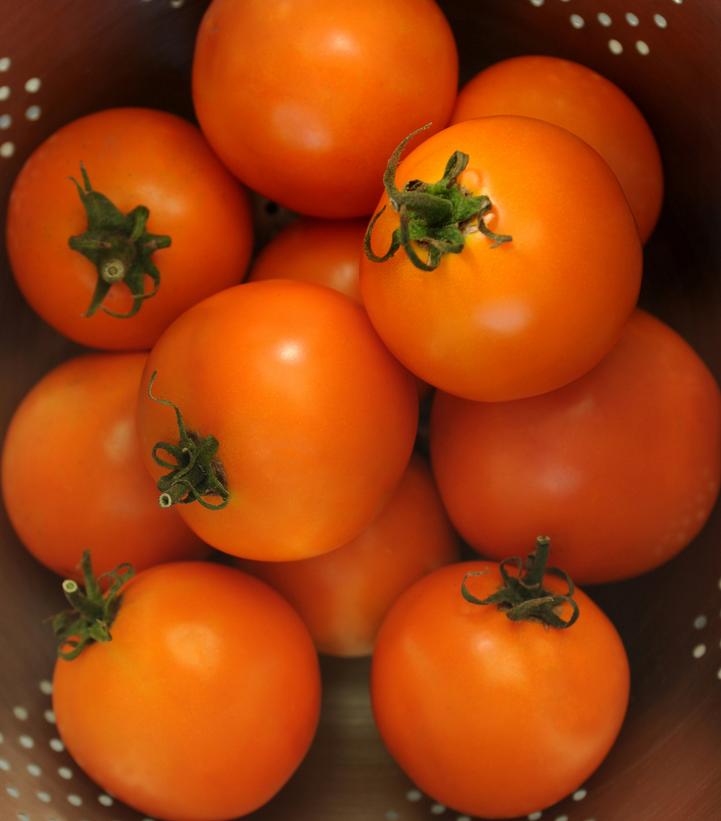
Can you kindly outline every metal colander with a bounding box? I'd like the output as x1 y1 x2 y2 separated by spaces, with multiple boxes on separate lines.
1 1 720 819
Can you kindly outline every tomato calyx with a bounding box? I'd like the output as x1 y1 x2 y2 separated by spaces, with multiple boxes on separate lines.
148 371 230 511
461 536 579 628
68 164 171 319
364 123 512 272
51 550 134 660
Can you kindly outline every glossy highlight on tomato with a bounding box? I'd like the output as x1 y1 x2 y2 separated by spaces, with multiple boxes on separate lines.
360 116 642 401
53 561 321 820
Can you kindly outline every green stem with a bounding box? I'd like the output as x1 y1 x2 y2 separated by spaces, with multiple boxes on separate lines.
364 124 512 272
148 371 230 511
51 551 134 660
68 164 171 318
461 536 579 629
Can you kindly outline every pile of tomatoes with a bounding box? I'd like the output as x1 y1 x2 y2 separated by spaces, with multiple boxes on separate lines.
2 1 719 820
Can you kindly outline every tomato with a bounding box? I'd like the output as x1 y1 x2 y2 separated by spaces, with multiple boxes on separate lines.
372 548 629 818
249 218 367 303
53 559 320 820
1 353 205 579
192 0 458 217
451 55 663 244
430 310 721 584
137 280 418 560
359 116 642 401
6 108 252 350
242 455 458 656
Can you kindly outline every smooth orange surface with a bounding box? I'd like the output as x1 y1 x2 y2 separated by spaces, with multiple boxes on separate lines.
192 0 458 217
137 280 418 560
1 353 205 579
53 562 321 821
6 108 252 350
451 55 664 243
372 561 630 818
359 116 642 401
430 310 721 583
249 218 366 303
243 455 458 656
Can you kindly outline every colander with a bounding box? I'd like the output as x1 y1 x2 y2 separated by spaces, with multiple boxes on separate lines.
1 1 720 820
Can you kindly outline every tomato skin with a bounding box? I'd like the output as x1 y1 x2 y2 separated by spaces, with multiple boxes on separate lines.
53 562 321 821
137 280 418 560
242 455 458 656
192 0 458 217
6 108 252 350
451 55 663 244
1 353 205 579
359 116 642 402
430 310 721 583
249 218 367 303
371 561 629 818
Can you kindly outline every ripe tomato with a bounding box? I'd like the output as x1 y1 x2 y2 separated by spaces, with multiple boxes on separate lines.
6 108 252 350
1 353 205 579
242 455 458 656
451 55 663 244
372 550 630 818
430 310 721 583
137 280 418 560
249 218 367 303
192 0 458 217
359 116 642 401
53 560 320 820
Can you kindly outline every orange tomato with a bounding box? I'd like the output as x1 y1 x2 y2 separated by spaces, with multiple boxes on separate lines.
6 108 252 350
430 310 721 583
53 561 320 820
1 353 205 579
137 280 418 560
192 0 458 217
360 116 642 401
249 218 366 303
243 455 458 656
451 55 663 243
372 557 629 818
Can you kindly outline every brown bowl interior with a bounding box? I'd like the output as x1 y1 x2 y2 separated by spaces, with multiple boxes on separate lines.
1 1 721 820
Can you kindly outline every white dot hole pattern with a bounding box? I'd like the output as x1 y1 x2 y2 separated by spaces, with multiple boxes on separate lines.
37 790 52 803
0 758 10 771
26 763 41 777
49 738 64 752
625 12 639 26
694 614 708 630
693 643 707 659
67 793 83 806
0 85 10 101
170 0 186 7
529 0 545 7
636 41 650 56
13 706 28 721
1 141 15 158
17 813 30 821
0 114 8 129
6 785 20 798
573 788 588 801
406 789 422 802
99 793 114 806
58 766 73 779
0 56 11 71
655 13 668 28
608 39 623 54
39 679 53 695
529 813 543 820
431 805 446 815
45 709 56 724
385 812 399 821
597 12 612 27
570 14 585 29
556 816 569 821
25 105 41 121
24 77 41 93
18 735 34 749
